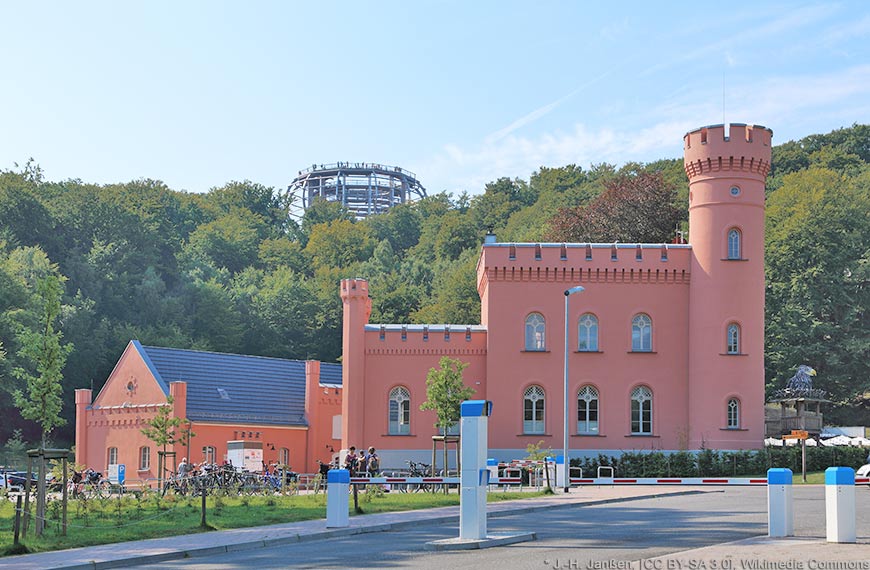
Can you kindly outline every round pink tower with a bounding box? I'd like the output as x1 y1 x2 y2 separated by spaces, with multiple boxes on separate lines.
684 123 772 449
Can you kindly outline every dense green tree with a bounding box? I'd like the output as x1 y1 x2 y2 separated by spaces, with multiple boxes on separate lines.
184 209 267 274
305 219 375 269
765 166 870 423
546 171 681 243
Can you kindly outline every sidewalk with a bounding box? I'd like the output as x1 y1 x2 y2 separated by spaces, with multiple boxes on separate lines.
637 535 870 567
0 487 705 570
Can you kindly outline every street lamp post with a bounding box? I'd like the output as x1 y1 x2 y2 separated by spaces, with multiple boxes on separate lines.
563 285 584 493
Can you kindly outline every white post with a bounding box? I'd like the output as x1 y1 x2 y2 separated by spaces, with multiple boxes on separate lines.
767 468 793 537
326 469 349 528
825 467 856 543
460 400 492 540
563 285 583 493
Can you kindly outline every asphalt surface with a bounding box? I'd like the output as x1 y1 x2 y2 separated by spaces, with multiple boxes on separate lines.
5 486 870 570
125 486 870 570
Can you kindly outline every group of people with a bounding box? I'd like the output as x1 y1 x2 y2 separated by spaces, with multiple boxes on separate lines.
343 446 380 476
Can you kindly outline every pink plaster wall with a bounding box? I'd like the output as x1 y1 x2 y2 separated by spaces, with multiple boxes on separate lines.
342 122 771 458
76 342 342 478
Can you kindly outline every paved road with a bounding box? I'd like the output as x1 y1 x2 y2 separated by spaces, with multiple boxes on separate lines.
129 486 870 570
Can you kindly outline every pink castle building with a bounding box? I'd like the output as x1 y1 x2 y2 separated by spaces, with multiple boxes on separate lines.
341 123 772 468
75 341 342 478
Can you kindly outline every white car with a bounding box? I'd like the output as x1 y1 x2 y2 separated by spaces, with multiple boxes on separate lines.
856 464 870 483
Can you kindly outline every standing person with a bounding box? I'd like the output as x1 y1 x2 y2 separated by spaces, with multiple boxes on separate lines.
366 447 380 476
177 457 191 480
344 446 358 475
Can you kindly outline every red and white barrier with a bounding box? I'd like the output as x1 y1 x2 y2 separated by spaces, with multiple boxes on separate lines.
347 475 870 487
571 476 870 486
570 477 767 485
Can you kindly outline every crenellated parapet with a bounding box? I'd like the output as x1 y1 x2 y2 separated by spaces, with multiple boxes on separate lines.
340 278 370 300
683 123 772 182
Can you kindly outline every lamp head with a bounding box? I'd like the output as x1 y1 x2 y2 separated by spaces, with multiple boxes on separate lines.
564 285 585 296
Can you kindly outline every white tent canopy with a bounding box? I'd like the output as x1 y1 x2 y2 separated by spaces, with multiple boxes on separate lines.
821 435 853 446
764 437 783 447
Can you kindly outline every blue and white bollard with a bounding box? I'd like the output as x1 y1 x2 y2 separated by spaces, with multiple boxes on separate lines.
555 455 565 488
326 468 350 528
767 468 793 537
825 466 856 543
460 399 493 540
486 458 498 485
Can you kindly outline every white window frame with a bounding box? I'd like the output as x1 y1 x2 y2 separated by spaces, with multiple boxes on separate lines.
525 313 546 351
727 398 740 428
279 447 290 465
139 446 151 470
727 323 740 354
631 314 652 352
630 386 653 435
202 446 216 464
389 386 411 435
727 228 741 260
578 313 599 352
577 385 599 434
107 447 118 466
523 385 546 434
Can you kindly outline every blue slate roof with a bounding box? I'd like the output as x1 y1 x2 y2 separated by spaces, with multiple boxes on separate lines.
133 341 341 427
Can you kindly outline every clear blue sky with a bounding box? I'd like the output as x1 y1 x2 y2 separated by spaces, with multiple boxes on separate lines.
2 1 869 198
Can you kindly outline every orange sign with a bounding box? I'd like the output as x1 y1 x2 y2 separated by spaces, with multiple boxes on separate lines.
782 430 809 440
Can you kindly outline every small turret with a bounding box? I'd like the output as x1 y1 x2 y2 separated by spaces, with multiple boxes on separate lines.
340 278 371 450
684 123 772 450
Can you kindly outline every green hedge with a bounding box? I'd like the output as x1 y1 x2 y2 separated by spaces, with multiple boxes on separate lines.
569 447 868 478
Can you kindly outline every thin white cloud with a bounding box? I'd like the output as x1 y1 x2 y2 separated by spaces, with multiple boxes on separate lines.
485 65 625 144
641 3 837 77
419 63 870 195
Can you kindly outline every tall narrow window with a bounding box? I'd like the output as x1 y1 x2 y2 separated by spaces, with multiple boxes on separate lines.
577 386 599 434
631 314 652 352
523 385 545 434
389 386 411 435
107 447 118 466
630 386 653 434
578 314 599 352
727 398 740 428
279 448 290 465
139 446 151 470
727 323 740 354
525 313 546 351
202 446 216 464
727 229 741 259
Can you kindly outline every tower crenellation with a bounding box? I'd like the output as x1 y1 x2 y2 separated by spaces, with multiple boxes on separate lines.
683 124 772 182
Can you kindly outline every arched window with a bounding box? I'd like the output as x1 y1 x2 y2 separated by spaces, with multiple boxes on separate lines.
389 386 411 435
630 386 653 435
139 446 151 470
577 386 599 434
279 448 290 465
631 314 652 352
107 447 118 466
578 313 599 352
727 399 740 428
202 446 216 464
727 228 741 260
727 323 740 354
525 313 546 351
523 385 545 434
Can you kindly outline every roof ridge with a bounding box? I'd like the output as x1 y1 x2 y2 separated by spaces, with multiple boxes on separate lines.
141 344 338 365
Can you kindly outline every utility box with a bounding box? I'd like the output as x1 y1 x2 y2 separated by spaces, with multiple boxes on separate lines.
226 441 263 472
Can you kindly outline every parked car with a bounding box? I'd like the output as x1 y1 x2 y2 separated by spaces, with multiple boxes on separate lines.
856 463 870 485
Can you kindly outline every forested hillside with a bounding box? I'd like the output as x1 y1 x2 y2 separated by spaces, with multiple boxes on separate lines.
1 124 867 444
